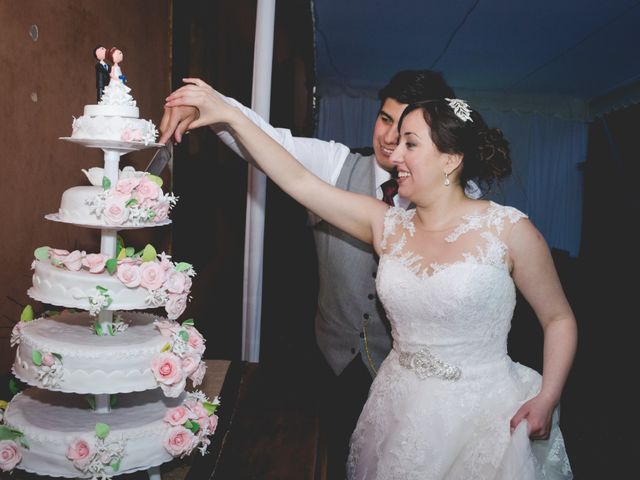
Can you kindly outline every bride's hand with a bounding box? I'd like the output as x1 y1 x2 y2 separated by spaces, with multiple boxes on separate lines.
164 78 235 132
509 394 555 440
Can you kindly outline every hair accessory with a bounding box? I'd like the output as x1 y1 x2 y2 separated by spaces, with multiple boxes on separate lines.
445 98 473 123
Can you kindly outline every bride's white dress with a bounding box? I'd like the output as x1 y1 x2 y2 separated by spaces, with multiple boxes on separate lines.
347 202 573 480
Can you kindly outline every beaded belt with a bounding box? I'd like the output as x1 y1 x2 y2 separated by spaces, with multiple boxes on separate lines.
397 347 462 381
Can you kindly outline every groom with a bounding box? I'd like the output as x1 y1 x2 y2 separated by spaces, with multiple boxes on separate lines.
159 69 455 477
94 45 110 102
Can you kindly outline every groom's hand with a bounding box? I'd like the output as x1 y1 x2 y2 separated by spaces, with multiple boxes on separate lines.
159 105 199 144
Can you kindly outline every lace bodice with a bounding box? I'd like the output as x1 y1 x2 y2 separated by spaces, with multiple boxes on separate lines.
377 202 527 367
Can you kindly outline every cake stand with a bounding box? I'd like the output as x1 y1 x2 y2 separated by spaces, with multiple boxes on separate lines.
13 138 167 480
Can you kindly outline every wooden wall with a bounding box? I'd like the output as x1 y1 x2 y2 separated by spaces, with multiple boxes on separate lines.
0 1 172 372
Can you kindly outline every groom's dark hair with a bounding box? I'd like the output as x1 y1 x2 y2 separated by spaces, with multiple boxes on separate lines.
378 70 455 107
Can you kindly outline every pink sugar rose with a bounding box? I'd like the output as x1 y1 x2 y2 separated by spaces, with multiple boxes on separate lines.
165 271 189 295
62 250 84 271
164 405 193 426
165 293 188 320
164 426 195 457
66 438 94 469
151 352 184 386
103 194 130 225
121 129 134 142
189 361 207 386
133 177 162 203
139 261 166 290
162 378 187 397
186 327 206 355
117 256 136 264
116 263 142 288
0 440 21 472
208 414 219 434
181 354 201 377
82 253 109 273
115 176 141 196
49 248 70 266
152 201 170 222
154 319 180 337
189 401 209 421
41 352 55 367
159 258 173 270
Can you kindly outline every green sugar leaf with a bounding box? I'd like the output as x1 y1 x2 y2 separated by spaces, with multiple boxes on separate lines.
95 422 110 439
203 402 218 415
94 321 104 336
102 176 111 190
20 305 34 322
8 378 20 395
175 262 192 272
147 174 163 187
178 330 189 342
182 318 195 326
34 246 50 261
31 350 43 366
141 244 157 262
106 258 118 275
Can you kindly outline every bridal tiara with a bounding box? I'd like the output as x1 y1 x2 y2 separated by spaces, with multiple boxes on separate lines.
445 98 473 123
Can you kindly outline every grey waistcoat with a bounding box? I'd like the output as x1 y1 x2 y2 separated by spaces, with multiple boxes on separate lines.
312 152 393 377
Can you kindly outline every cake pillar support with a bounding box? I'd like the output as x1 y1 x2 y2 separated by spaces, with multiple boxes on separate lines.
148 466 161 480
94 393 111 414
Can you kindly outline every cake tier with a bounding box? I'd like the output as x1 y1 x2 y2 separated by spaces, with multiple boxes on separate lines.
52 185 173 228
29 259 152 311
4 388 183 478
84 104 139 118
71 114 157 144
13 311 166 394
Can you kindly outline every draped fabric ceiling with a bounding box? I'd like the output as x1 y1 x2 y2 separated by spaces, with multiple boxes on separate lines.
312 0 640 120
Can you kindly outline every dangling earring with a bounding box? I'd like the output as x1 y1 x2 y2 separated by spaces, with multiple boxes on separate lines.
444 171 450 186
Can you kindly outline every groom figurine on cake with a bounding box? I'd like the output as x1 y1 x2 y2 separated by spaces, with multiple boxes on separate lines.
94 45 110 102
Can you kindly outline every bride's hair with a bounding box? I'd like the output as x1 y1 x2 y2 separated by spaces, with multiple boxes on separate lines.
399 100 511 195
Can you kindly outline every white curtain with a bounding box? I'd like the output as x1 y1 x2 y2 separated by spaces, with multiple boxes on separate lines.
315 95 587 257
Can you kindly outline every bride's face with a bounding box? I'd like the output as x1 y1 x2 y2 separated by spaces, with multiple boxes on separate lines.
391 110 447 199
113 49 123 63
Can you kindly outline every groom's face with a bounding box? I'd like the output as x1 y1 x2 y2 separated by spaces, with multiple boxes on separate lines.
372 98 407 172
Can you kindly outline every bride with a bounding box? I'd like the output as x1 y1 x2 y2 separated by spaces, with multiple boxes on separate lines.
163 79 577 479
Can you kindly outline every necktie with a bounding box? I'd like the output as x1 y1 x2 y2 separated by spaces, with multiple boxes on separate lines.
380 178 398 206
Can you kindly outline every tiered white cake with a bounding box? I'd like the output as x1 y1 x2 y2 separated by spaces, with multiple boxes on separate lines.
0 67 219 479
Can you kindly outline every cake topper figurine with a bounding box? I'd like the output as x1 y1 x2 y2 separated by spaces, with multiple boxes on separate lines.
106 47 127 85
93 45 110 102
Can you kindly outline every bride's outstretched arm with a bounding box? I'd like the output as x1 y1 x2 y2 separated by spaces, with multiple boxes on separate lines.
164 78 388 248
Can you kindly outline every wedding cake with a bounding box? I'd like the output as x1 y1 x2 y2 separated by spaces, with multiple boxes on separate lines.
0 51 219 479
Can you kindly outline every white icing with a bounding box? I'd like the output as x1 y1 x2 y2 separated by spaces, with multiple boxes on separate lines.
56 185 173 228
29 260 152 311
12 312 168 394
4 388 184 478
84 104 139 118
